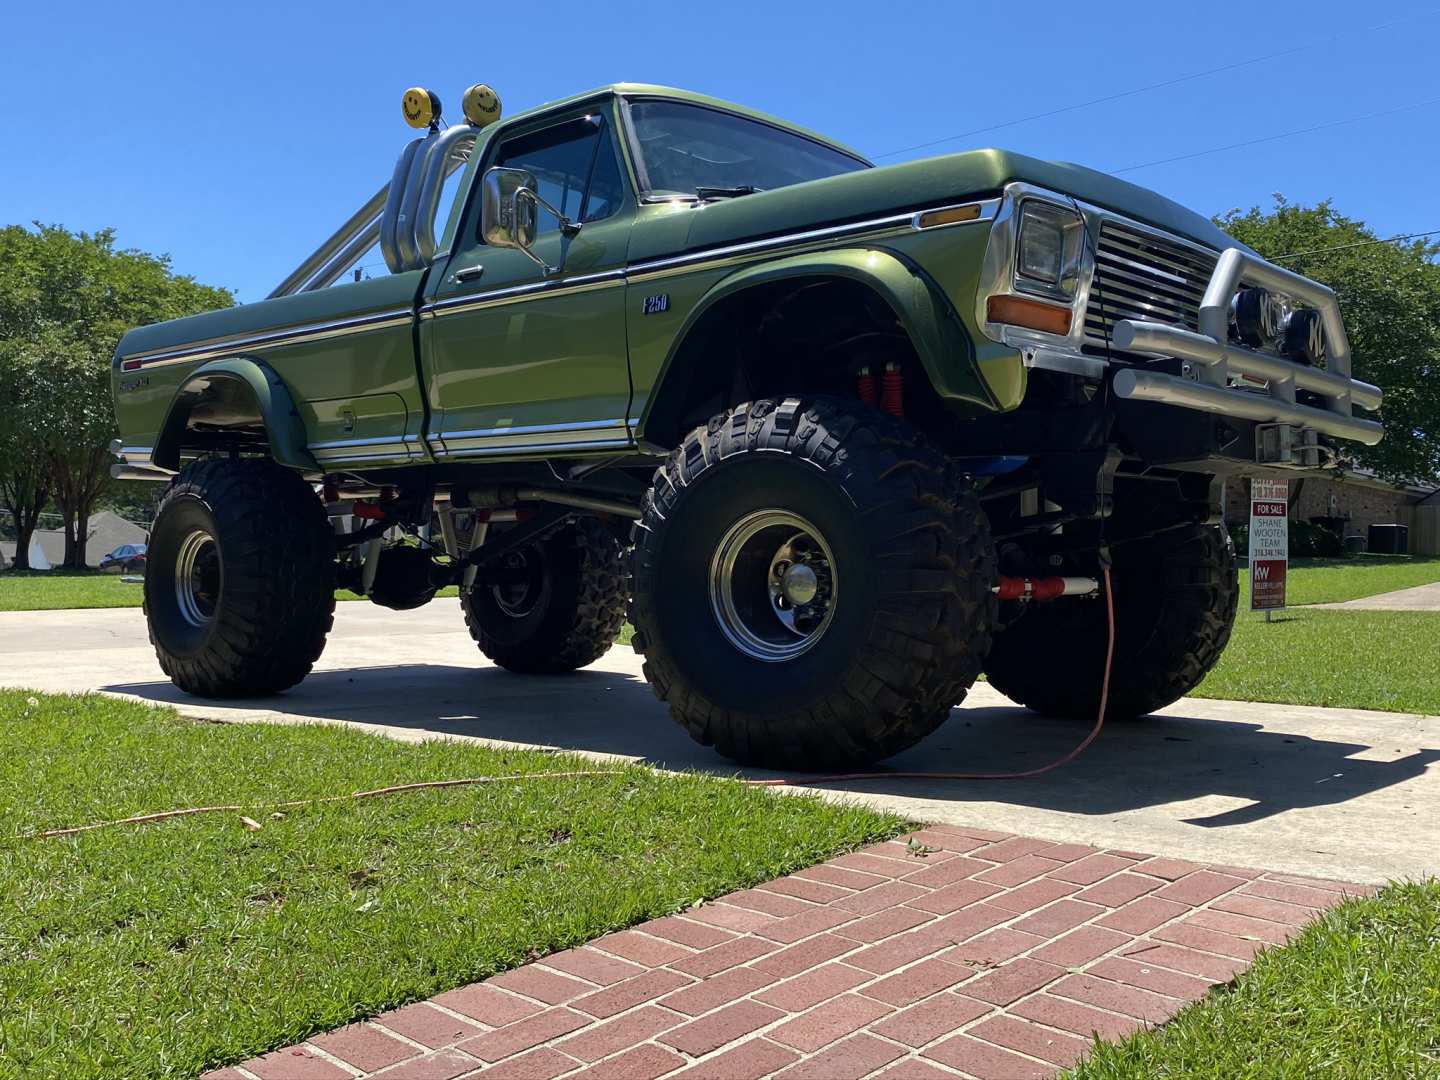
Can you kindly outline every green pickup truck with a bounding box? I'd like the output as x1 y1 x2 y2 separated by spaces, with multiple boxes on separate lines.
111 82 1383 768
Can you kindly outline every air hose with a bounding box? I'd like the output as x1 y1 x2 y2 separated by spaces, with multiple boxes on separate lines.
747 561 1116 787
14 567 1114 842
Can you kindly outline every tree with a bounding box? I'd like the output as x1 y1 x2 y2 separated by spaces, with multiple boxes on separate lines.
0 345 51 569
1216 199 1440 485
0 225 232 568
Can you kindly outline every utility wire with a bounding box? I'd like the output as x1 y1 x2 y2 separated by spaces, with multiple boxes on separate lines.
869 9 1439 161
1272 228 1440 261
1113 96 1440 174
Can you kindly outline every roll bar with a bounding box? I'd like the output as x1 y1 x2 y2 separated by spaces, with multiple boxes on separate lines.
269 123 481 298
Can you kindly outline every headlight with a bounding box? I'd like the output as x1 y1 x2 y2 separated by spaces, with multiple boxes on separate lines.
1015 201 1083 299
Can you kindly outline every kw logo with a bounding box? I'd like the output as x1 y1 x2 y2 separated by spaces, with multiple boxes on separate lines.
1254 564 1271 580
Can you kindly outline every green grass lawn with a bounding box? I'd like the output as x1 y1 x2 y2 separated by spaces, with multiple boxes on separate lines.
9 555 1437 613
1069 879 1440 1079
6 558 1437 715
0 570 457 611
1195 608 1440 715
0 690 901 1080
0 569 145 610
1242 554 1440 607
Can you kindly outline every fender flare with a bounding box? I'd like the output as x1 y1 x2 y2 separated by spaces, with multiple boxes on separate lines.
153 357 318 472
638 246 997 442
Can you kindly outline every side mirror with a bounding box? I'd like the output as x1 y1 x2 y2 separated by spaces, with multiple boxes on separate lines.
480 166 583 276
481 167 539 252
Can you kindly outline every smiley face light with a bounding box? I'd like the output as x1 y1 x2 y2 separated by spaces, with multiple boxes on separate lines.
402 87 442 129
461 84 502 128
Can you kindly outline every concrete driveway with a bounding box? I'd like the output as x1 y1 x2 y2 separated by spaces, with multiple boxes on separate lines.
2 600 1437 884
1313 581 1440 611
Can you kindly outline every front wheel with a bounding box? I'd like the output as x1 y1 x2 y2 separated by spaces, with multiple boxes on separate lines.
145 458 336 697
984 523 1238 720
630 397 996 770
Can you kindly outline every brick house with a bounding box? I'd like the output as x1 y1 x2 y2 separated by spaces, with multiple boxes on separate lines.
1223 471 1437 552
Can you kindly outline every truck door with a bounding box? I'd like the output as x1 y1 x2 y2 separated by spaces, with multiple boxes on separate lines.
420 107 634 460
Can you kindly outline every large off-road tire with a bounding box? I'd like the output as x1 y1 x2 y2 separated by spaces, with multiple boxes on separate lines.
630 397 996 770
461 517 627 674
985 523 1238 720
145 458 336 697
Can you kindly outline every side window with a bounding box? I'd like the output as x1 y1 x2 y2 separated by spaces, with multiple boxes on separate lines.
488 116 626 239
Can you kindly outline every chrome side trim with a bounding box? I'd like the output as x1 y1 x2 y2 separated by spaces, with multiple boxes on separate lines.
434 418 629 441
421 270 625 319
444 437 634 459
428 418 636 459
627 210 916 280
121 308 415 371
310 450 418 464
308 434 417 451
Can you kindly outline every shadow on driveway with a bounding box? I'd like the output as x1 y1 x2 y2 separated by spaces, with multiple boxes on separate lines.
104 658 1440 831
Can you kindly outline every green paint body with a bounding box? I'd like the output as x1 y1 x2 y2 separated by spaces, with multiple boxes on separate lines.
112 84 1240 470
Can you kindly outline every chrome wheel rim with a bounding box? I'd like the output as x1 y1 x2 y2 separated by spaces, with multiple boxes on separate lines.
174 529 220 628
709 510 838 662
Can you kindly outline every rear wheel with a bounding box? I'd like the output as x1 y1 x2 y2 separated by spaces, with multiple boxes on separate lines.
984 523 1238 720
145 458 335 697
461 517 627 674
630 397 996 770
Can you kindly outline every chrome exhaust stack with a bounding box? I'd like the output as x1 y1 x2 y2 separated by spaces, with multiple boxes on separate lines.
270 85 499 297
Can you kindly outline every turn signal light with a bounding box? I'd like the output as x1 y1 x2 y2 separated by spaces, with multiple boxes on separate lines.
916 204 983 229
986 294 1073 335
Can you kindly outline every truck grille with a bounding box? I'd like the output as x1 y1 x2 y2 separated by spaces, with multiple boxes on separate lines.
1084 221 1218 347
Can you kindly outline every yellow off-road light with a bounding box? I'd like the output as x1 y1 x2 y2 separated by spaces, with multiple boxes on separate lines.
462 84 503 128
916 204 982 229
987 294 1073 336
402 87 442 129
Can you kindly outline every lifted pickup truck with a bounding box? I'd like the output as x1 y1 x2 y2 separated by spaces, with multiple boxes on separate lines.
112 82 1383 768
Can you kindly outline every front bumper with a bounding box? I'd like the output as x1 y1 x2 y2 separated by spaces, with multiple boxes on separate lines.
977 184 1383 466
1109 248 1383 452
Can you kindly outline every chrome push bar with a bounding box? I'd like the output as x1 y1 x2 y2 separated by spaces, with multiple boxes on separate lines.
1110 248 1383 447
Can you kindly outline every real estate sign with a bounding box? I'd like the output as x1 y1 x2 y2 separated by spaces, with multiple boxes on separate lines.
1249 478 1289 611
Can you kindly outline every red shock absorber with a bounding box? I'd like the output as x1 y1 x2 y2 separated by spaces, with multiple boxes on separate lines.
856 365 877 408
881 361 905 418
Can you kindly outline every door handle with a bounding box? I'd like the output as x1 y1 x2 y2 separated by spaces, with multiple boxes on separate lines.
453 264 484 284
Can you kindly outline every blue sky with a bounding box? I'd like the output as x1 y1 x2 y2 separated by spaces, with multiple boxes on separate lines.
3 0 1437 301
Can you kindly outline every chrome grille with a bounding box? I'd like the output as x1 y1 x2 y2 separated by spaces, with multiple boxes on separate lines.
1084 221 1218 346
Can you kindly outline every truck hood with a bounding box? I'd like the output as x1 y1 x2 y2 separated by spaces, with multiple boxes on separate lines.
672 148 1246 258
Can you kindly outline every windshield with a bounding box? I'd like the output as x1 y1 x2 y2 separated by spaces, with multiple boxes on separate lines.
628 100 867 198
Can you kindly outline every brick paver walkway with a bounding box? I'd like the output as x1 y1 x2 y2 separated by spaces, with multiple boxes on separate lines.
207 826 1368 1080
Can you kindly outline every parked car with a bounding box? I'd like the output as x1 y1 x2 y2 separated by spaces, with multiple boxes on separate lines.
99 543 147 574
